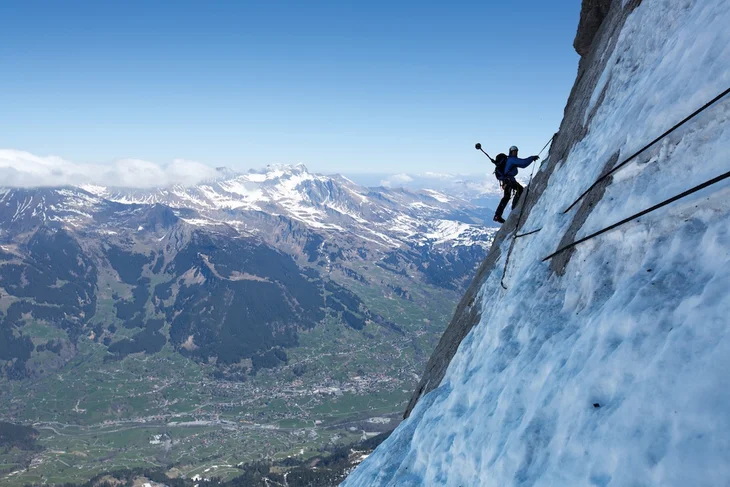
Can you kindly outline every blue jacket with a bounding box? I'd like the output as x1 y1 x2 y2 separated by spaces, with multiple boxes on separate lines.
502 155 537 178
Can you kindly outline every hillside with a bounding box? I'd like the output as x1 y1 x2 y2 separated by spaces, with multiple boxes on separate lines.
0 169 496 484
344 0 730 485
0 168 494 379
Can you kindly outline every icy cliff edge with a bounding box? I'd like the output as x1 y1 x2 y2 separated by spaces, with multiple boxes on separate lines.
344 0 730 484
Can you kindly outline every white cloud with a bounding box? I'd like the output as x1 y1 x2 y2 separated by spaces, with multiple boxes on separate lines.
422 171 456 180
379 173 414 188
0 149 219 188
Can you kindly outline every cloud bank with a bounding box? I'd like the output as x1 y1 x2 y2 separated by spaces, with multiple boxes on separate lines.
0 149 220 188
379 173 414 188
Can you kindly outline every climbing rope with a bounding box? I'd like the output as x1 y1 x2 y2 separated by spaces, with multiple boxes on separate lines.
563 86 730 214
499 134 555 289
535 135 556 160
542 169 730 262
515 227 542 239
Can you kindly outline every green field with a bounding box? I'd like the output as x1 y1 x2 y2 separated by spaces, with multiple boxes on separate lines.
0 264 458 485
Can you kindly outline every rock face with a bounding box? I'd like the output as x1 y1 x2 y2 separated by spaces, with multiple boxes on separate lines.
573 0 614 57
345 0 730 484
403 0 643 420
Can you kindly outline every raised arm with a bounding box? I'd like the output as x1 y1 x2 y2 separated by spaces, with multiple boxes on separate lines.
512 156 539 168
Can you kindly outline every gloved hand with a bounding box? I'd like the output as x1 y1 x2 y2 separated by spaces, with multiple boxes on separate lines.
532 155 540 161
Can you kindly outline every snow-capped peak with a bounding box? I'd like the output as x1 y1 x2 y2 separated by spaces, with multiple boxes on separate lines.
246 163 310 180
59 165 497 250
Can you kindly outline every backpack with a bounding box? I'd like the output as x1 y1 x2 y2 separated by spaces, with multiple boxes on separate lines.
493 153 508 180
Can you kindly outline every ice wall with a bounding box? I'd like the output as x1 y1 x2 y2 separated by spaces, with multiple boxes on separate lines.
343 0 730 485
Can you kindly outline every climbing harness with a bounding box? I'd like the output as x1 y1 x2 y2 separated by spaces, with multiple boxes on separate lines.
563 86 730 214
542 169 730 261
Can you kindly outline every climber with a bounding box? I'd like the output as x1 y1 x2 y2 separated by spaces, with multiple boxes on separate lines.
493 146 539 224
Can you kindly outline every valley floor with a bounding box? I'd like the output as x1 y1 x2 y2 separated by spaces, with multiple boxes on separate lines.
0 290 453 485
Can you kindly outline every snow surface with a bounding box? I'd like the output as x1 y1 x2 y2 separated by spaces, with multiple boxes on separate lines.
79 164 495 249
343 1 730 486
425 220 483 247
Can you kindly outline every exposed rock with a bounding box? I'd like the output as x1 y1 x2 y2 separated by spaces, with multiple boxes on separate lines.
574 0 612 56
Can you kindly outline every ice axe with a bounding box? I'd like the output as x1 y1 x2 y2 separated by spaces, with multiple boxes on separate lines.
474 142 495 163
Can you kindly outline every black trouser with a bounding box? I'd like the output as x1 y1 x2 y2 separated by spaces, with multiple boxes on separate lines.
494 178 523 219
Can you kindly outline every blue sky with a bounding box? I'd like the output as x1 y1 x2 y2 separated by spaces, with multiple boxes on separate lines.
0 1 581 175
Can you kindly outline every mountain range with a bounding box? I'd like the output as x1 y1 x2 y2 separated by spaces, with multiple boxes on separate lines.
0 164 500 483
0 164 496 379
